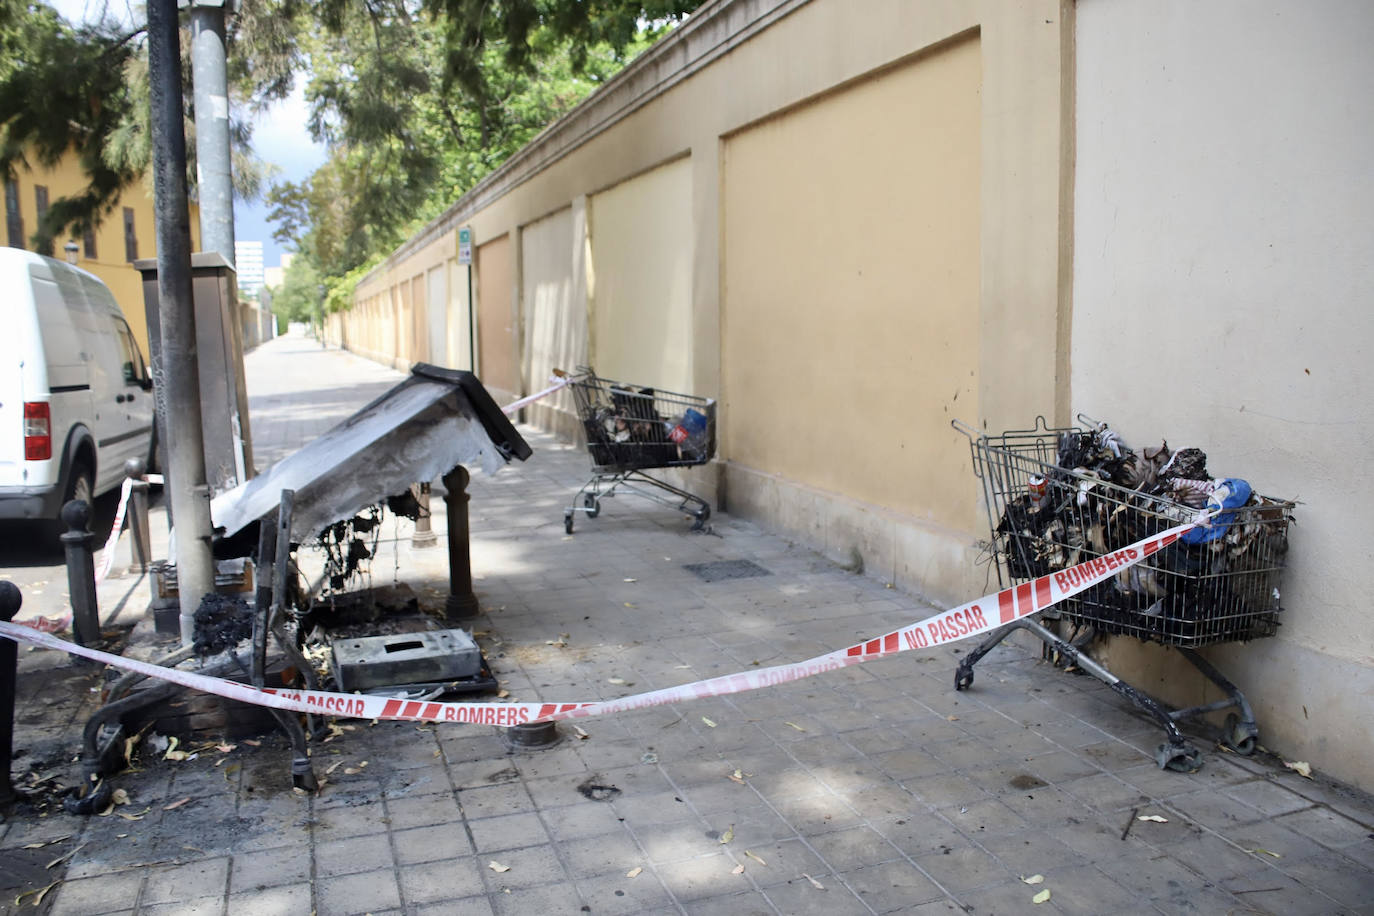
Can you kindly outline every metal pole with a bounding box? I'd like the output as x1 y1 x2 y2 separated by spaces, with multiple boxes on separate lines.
411 482 437 549
189 0 235 267
149 0 216 646
441 466 479 618
125 458 152 573
0 581 22 805
60 500 100 654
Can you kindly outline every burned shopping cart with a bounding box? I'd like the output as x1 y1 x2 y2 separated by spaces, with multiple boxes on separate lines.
952 416 1294 771
565 368 716 533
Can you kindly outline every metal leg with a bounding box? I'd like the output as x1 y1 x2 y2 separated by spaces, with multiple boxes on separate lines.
954 621 1026 690
1176 648 1258 755
955 615 1202 772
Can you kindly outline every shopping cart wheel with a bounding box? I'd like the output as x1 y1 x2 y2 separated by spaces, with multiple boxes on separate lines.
583 493 600 518
954 665 974 691
564 511 575 535
1222 713 1257 756
1156 742 1203 773
691 504 711 530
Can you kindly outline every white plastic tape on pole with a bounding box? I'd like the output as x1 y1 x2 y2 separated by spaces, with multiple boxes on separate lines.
0 517 1207 726
500 375 571 416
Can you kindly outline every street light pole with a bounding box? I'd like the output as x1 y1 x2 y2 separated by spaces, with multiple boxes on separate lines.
188 0 236 268
148 0 216 645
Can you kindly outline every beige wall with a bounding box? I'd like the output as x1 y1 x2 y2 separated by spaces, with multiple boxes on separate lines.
341 0 1070 604
520 206 585 431
589 156 694 393
1073 0 1374 791
476 234 518 397
722 36 981 530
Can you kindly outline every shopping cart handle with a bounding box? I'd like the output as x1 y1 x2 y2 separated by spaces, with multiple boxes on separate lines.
951 418 981 439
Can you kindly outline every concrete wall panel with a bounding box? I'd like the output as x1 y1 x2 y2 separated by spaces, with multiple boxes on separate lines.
589 156 694 393
521 206 585 429
1074 0 1374 790
476 234 518 397
722 37 981 531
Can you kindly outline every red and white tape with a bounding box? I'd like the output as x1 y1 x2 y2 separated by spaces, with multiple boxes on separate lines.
500 374 572 416
0 518 1204 725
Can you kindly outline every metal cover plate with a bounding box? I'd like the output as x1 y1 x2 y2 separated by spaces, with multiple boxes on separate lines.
331 628 481 691
682 559 772 583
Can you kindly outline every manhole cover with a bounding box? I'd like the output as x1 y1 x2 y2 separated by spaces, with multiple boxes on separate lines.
682 559 772 582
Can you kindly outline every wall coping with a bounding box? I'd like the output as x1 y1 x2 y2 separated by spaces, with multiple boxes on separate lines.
361 0 808 285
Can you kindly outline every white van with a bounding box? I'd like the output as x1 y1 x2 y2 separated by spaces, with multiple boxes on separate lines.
0 247 155 525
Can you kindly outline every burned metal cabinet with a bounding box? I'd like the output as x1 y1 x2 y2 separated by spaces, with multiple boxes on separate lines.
135 252 255 492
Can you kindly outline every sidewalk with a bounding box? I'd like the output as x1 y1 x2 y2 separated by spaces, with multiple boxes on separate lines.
3 331 1373 915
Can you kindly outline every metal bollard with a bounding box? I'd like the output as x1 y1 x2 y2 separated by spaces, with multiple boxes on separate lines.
60 500 101 653
441 465 479 619
410 481 438 549
125 458 152 573
1 581 22 804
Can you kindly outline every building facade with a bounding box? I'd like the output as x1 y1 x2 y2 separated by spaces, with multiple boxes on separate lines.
4 152 200 358
328 0 1374 791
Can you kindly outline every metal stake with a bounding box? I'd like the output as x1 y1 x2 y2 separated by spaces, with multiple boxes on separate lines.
411 482 438 549
125 458 152 573
60 500 100 654
0 581 22 804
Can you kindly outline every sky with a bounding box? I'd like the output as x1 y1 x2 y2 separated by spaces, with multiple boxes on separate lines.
46 0 328 269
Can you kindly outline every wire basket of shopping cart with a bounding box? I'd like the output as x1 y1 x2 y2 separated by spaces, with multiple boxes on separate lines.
564 368 716 533
951 415 1295 771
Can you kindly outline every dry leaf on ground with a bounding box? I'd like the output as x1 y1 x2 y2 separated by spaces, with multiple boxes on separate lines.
1136 814 1168 823
802 874 826 890
1032 889 1051 904
163 797 191 811
744 850 766 866
488 861 511 873
731 864 745 875
626 867 642 878
1022 874 1044 885
702 717 717 728
720 825 734 844
1284 760 1313 778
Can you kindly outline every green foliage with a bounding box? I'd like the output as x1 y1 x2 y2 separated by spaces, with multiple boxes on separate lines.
0 3 143 253
268 252 323 324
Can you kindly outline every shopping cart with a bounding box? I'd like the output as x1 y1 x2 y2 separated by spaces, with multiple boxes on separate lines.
952 416 1295 771
564 368 716 533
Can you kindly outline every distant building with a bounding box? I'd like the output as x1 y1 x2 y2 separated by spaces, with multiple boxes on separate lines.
235 240 265 297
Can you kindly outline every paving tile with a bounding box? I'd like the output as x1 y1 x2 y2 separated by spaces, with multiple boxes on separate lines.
316 867 401 915
137 898 223 916
47 871 143 916
315 832 394 878
651 850 750 902
457 783 532 820
1278 850 1374 909
415 896 496 916
230 843 311 892
761 874 872 914
1029 863 1138 916
227 883 312 915
477 844 570 891
140 857 230 906
559 828 647 878
488 881 592 915
838 859 944 912
913 843 1012 894
680 889 778 915
397 856 485 904
393 823 474 865
384 792 465 830
1274 805 1374 850
805 825 901 871
467 811 551 853
574 869 677 916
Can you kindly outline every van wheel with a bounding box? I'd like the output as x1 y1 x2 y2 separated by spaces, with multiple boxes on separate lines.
65 461 94 511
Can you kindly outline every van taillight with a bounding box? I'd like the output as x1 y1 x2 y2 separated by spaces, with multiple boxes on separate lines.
23 402 52 461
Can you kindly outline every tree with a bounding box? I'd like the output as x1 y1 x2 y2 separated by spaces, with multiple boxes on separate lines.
0 0 283 253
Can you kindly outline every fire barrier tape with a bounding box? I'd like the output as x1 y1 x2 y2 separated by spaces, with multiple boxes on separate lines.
0 516 1208 726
